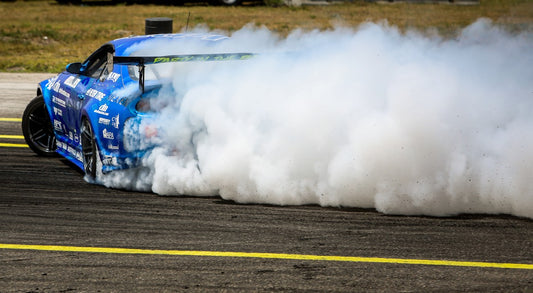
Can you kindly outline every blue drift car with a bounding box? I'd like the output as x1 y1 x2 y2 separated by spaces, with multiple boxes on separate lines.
22 33 253 179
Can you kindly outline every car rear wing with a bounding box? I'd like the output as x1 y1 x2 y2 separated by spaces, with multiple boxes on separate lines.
113 53 255 93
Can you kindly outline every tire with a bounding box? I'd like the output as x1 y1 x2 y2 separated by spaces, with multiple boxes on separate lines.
21 95 58 157
81 119 99 179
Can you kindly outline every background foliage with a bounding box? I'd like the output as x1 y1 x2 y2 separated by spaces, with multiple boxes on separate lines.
0 0 532 72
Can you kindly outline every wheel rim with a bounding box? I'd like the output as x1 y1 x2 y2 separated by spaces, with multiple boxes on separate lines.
81 120 96 177
27 102 56 153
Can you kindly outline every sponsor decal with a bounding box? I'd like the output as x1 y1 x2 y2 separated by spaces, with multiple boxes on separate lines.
53 119 63 132
52 96 66 108
94 104 109 116
68 130 79 143
152 53 253 64
108 144 119 150
86 88 106 101
109 95 127 106
56 140 81 161
98 117 110 125
66 145 82 161
52 82 60 92
46 77 59 91
64 76 81 88
102 155 119 166
107 72 120 82
112 114 120 129
53 107 63 116
102 128 114 139
57 87 70 98
102 156 112 165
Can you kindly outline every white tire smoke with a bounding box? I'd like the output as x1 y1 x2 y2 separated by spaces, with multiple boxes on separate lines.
101 19 533 219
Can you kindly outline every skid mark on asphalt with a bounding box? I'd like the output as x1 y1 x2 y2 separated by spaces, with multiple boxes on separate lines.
1 243 532 270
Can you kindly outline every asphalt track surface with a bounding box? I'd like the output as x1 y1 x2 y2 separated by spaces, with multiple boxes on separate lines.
0 73 532 292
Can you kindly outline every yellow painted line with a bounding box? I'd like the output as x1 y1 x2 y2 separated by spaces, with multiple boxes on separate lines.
0 118 22 122
1 243 532 270
0 134 24 139
0 143 28 148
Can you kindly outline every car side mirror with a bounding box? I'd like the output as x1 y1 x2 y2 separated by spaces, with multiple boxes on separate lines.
66 62 82 74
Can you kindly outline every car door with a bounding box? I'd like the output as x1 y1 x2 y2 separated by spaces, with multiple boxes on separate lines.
62 45 114 151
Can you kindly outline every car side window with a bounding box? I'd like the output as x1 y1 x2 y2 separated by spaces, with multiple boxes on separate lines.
85 54 107 79
82 45 114 80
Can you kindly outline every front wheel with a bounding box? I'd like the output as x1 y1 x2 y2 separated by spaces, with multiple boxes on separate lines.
21 95 58 156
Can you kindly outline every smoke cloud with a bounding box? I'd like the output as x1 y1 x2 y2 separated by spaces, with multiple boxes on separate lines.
98 19 533 219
